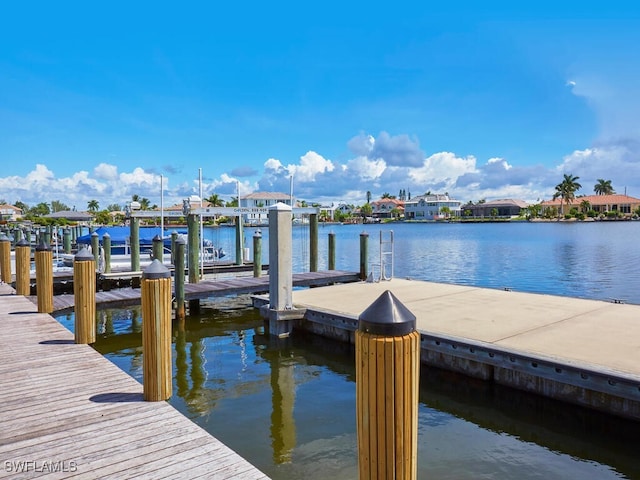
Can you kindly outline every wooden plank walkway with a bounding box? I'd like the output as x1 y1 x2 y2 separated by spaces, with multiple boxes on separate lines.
48 270 360 313
0 283 270 479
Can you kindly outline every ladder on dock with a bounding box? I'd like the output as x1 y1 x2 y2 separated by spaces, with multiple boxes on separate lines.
369 230 394 282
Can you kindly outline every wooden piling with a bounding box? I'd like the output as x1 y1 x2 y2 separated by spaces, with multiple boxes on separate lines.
130 217 140 272
356 290 419 480
91 231 100 264
360 231 369 280
175 237 186 321
35 240 54 313
310 213 318 272
142 260 172 401
152 234 163 261
253 230 262 278
15 238 31 296
187 213 200 314
63 227 72 254
103 232 111 273
328 231 336 270
73 248 96 344
0 233 11 284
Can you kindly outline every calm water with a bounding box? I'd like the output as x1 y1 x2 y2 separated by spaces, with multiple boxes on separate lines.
56 221 640 479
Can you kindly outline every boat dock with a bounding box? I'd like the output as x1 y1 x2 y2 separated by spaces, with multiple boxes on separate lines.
254 278 640 421
0 282 270 479
46 270 360 313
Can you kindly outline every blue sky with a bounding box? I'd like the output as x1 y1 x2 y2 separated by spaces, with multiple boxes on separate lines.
2 2 640 210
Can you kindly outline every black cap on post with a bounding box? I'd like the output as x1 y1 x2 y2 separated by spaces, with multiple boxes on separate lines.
143 259 171 279
16 238 29 247
74 247 95 262
36 238 51 251
358 290 416 336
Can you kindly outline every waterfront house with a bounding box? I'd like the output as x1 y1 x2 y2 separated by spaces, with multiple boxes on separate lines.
404 193 462 220
0 204 22 222
240 191 293 225
462 199 529 218
371 198 405 219
541 194 640 217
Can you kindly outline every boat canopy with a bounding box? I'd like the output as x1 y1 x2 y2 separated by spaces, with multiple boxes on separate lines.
76 226 186 246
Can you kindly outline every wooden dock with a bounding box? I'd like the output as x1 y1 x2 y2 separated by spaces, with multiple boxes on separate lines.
0 282 270 479
47 270 360 313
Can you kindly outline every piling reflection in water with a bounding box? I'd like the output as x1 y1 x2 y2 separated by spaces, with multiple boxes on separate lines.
57 300 640 480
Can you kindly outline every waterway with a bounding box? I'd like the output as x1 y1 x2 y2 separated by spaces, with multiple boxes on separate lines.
56 221 640 479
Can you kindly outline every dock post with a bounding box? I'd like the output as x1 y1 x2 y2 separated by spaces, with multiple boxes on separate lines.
360 231 369 280
91 231 100 264
310 213 318 272
328 231 336 270
187 213 200 313
103 232 111 273
263 203 304 337
142 259 172 401
175 237 186 321
63 227 71 254
130 217 140 272
13 228 22 248
235 215 244 265
356 290 419 480
0 233 11 284
171 230 178 265
35 240 54 313
15 238 31 296
43 227 51 247
253 230 262 278
152 234 163 262
73 248 96 344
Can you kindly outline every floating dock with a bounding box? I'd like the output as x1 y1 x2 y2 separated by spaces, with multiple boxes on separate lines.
0 282 270 479
254 278 640 421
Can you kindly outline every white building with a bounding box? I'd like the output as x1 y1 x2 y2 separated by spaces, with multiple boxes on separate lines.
404 193 462 220
239 192 293 225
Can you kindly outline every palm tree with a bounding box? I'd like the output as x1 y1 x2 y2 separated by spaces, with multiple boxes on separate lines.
594 179 615 195
553 174 582 216
139 197 151 210
87 199 99 212
580 199 591 213
205 193 224 207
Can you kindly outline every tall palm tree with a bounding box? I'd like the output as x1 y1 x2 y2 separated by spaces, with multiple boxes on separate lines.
594 179 615 195
87 199 99 212
553 174 582 216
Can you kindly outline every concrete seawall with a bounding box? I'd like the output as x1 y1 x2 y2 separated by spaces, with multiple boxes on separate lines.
254 279 640 421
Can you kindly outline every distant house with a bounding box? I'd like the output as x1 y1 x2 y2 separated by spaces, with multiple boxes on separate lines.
240 192 293 224
0 204 22 222
371 198 404 219
541 194 640 216
404 193 462 220
463 199 529 218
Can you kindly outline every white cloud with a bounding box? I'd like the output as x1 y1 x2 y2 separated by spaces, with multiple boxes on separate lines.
410 152 477 185
94 163 119 180
346 155 386 181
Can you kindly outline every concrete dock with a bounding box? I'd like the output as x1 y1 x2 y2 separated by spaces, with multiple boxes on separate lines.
284 278 640 420
0 282 270 479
